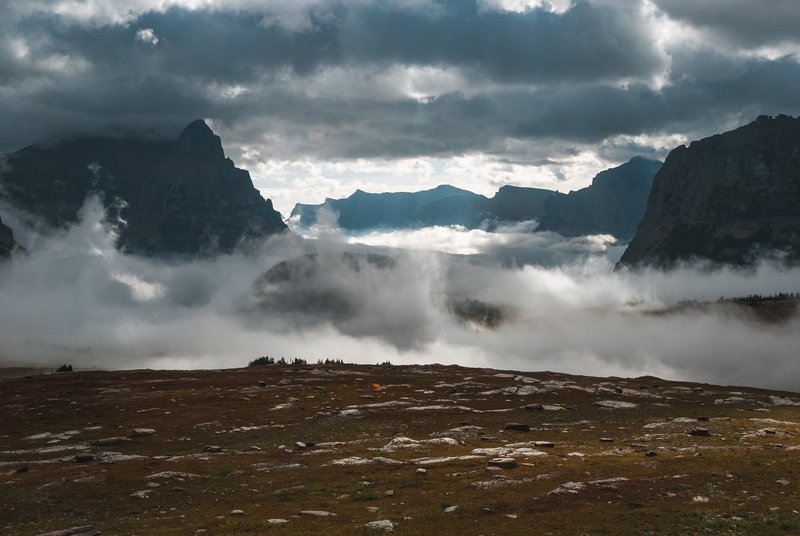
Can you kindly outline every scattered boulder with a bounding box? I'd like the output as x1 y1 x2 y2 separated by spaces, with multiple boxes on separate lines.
525 404 544 412
230 510 245 516
690 428 710 437
268 519 289 524
203 445 223 453
600 438 614 443
533 441 554 448
594 400 638 409
295 441 307 450
488 458 518 469
74 454 95 463
645 451 658 457
365 519 394 532
131 428 156 438
298 510 337 517
443 506 458 513
503 423 530 431
416 468 427 475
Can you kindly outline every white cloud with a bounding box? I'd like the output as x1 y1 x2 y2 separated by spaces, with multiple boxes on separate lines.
134 28 159 46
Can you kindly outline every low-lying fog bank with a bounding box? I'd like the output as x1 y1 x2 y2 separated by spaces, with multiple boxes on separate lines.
1 197 799 390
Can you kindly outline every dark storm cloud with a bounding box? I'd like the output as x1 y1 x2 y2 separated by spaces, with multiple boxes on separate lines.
654 0 800 47
0 0 799 162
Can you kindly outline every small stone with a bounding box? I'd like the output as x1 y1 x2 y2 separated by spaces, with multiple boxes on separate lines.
645 451 658 457
268 519 289 524
295 441 306 450
697 416 709 422
777 479 790 485
692 496 709 503
485 466 502 472
172 487 185 492
74 454 95 463
384 490 394 497
533 441 554 448
203 445 223 453
693 387 704 393
15 465 28 474
130 490 150 499
690 428 710 437
525 404 544 412
258 381 267 387
489 458 518 469
599 438 614 443
249 445 261 451
230 510 244 516
481 436 498 441
131 428 156 438
416 468 427 475
503 423 530 431
365 519 394 532
443 506 458 513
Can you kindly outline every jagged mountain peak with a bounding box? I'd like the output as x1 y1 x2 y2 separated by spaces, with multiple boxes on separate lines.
172 119 225 160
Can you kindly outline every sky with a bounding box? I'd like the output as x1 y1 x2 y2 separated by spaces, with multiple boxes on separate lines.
2 0 800 215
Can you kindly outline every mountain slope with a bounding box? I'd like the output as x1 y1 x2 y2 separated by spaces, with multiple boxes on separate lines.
0 216 14 258
0 120 287 255
618 115 800 268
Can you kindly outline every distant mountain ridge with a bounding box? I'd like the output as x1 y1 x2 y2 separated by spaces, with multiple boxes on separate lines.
291 157 662 240
0 120 287 255
619 115 800 268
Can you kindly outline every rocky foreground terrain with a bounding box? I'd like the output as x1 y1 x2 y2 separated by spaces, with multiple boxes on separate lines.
2 365 800 535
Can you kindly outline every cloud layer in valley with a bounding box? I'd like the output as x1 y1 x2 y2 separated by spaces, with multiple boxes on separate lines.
1 198 798 391
1 0 799 212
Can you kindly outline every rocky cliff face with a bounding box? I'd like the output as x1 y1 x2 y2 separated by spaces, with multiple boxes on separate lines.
537 157 662 240
0 216 15 258
618 115 800 269
0 120 286 255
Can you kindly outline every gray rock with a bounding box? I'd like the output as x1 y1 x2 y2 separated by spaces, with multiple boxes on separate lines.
416 468 427 475
131 428 156 438
690 428 710 437
230 509 245 516
298 510 336 517
203 445 223 453
488 458 518 469
366 519 394 532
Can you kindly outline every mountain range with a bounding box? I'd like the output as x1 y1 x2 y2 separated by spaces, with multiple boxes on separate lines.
1 116 798 269
0 120 286 256
291 156 662 240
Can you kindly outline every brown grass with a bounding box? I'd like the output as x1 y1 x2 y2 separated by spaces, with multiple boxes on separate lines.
2 364 800 535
